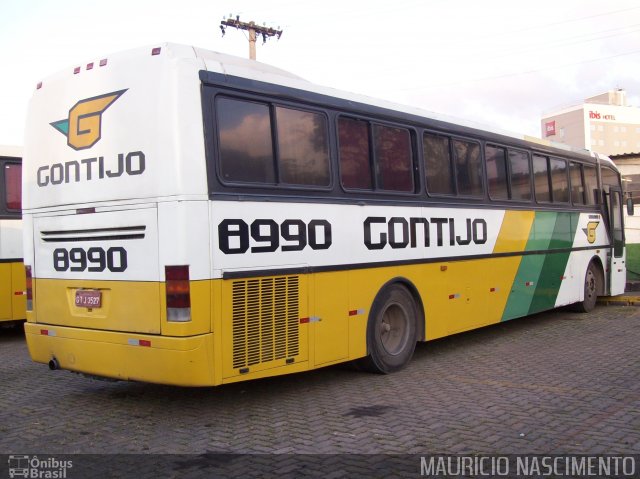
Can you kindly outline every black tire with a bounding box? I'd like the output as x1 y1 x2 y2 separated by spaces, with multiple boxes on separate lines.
572 261 601 313
358 284 418 374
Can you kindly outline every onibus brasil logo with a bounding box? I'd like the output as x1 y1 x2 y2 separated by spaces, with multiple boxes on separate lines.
8 455 72 478
50 89 127 151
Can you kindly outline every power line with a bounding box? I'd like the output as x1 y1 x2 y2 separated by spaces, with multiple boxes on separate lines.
450 5 640 46
399 48 640 92
484 24 640 61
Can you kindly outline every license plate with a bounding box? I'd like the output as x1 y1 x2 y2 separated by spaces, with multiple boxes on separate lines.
75 290 102 308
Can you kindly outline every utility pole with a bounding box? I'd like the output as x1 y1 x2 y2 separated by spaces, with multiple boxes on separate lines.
220 15 283 60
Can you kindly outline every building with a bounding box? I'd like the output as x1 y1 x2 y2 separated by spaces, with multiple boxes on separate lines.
543 91 640 254
541 89 640 156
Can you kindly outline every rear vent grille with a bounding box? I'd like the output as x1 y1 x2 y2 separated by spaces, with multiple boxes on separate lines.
41 226 146 242
232 276 300 369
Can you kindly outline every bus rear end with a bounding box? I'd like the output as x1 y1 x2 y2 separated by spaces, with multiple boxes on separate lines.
23 44 215 386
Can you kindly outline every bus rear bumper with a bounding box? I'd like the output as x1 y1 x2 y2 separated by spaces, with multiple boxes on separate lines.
24 322 215 387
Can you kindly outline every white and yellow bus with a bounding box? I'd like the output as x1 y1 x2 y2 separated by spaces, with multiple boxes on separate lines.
0 145 25 326
23 44 626 386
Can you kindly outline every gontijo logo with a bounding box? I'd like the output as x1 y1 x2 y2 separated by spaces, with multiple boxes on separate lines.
50 89 127 150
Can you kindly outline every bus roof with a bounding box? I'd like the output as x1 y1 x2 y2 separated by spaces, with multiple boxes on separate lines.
34 42 613 169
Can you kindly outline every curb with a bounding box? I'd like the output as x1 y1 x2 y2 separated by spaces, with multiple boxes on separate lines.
597 295 640 306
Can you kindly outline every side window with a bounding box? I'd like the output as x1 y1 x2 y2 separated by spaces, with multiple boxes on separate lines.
4 163 21 211
550 158 569 203
570 162 585 205
339 117 415 193
217 97 275 183
423 133 454 195
216 97 331 187
275 107 330 186
533 154 551 203
338 117 372 190
373 124 413 192
453 139 482 197
508 149 531 201
601 166 621 191
583 165 598 205
485 145 508 199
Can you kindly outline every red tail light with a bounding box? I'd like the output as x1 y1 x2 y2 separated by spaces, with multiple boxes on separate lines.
165 265 191 322
25 266 33 311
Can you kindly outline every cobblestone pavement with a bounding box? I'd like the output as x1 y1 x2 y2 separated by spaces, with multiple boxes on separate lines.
1 305 639 477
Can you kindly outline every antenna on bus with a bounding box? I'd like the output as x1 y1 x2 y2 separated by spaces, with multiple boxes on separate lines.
220 15 283 60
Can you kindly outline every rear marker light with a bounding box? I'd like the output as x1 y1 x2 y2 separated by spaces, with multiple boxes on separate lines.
36 82 42 89
73 66 80 74
165 265 191 322
151 47 161 56
128 339 151 347
299 316 321 324
25 266 33 311
99 58 108 67
86 62 94 70
40 329 56 337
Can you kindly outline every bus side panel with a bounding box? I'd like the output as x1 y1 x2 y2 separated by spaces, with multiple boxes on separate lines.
313 271 349 366
527 212 575 313
555 212 609 306
502 211 571 321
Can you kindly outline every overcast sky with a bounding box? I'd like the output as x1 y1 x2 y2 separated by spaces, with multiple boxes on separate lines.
1 0 639 146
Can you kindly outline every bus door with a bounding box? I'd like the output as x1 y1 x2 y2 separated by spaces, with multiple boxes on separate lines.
608 187 626 295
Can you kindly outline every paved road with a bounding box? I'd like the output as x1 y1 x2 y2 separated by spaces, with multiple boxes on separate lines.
1 305 639 477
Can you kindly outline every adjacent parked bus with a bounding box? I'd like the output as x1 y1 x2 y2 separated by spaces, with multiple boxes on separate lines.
23 44 626 386
0 145 25 326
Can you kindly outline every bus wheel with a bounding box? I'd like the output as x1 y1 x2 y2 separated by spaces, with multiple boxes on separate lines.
572 261 601 313
359 284 418 374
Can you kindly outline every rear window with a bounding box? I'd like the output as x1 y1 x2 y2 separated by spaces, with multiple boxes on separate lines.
5 163 21 211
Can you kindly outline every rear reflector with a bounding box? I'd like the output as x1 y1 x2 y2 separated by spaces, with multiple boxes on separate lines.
25 266 33 311
151 47 161 56
165 265 191 322
73 66 80 74
99 58 108 67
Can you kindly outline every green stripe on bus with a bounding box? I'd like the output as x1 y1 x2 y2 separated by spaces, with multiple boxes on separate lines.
501 212 556 321
527 212 577 314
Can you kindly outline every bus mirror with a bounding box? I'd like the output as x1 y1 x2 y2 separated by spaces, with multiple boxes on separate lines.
627 198 635 216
